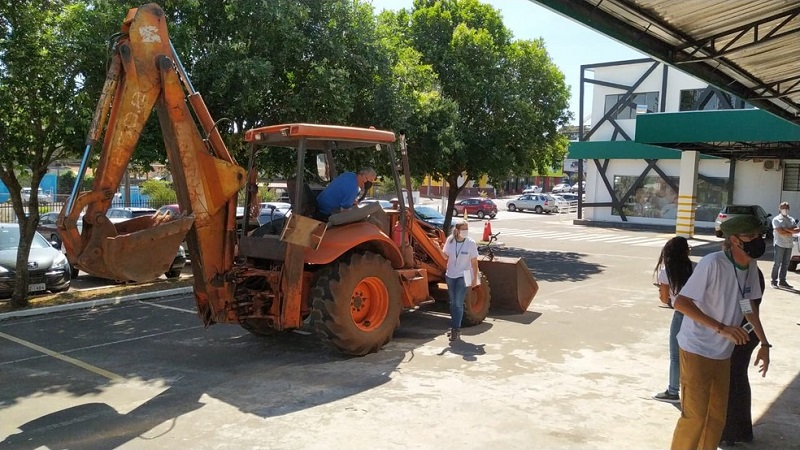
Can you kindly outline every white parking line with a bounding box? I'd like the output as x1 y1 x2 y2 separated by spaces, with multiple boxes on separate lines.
0 330 123 381
139 300 195 314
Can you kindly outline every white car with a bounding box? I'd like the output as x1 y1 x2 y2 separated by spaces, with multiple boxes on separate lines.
506 194 559 214
551 183 572 194
21 187 53 203
522 186 542 194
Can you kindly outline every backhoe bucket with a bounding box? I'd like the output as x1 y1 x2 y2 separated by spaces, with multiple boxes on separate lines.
78 215 194 282
479 256 539 313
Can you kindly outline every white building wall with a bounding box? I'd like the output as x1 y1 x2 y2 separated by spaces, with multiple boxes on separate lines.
582 59 789 228
734 161 784 212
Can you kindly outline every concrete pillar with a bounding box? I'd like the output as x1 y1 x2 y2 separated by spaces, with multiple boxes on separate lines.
676 151 700 238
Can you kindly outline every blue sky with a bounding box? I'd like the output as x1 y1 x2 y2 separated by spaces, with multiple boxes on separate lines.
374 0 646 125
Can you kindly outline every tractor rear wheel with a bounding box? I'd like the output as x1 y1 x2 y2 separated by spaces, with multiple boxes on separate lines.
462 273 491 326
310 252 402 355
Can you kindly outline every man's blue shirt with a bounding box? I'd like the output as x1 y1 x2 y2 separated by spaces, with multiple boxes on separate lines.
316 172 358 215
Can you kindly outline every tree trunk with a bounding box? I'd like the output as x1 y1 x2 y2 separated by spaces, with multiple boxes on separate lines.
442 173 466 232
10 215 38 309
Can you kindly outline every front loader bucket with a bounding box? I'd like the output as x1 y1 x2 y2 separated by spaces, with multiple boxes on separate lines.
77 215 194 282
479 256 539 313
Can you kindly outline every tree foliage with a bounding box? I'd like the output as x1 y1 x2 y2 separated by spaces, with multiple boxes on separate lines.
390 0 572 229
0 0 102 307
1 0 571 308
139 179 178 208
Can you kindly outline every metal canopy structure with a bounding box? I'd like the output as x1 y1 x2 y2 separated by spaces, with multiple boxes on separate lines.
532 0 800 126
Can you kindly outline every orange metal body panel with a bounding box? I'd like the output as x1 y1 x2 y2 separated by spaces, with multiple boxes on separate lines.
397 268 430 308
59 4 246 325
244 123 396 149
305 222 404 268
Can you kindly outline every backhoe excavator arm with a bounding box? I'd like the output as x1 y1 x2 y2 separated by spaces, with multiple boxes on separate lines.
59 3 247 325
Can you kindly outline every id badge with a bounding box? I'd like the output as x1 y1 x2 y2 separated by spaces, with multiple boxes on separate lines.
739 298 753 315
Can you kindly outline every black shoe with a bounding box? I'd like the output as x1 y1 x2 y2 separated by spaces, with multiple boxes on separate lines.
771 281 779 288
447 328 460 342
653 390 680 404
779 281 793 288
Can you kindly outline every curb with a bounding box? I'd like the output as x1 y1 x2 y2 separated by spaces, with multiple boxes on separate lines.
0 286 194 321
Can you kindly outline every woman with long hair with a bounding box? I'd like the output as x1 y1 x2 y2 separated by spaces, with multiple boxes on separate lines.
653 236 695 403
442 219 479 342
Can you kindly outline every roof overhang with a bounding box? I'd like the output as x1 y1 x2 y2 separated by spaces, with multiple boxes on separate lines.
636 109 800 158
568 140 720 160
531 0 800 125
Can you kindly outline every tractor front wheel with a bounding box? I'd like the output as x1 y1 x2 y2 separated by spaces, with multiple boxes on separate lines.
310 252 402 355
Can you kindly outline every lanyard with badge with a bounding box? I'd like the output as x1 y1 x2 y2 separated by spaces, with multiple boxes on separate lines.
731 258 754 315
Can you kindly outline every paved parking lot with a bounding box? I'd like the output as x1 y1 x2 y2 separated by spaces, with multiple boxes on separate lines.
1 210 799 449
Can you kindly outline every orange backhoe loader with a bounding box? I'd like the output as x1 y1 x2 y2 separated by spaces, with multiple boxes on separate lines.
59 3 538 355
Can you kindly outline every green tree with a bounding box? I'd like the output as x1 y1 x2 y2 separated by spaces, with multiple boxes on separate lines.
395 0 572 229
139 179 177 208
0 1 102 308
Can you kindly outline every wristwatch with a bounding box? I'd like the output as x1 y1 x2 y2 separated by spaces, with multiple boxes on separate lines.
761 343 773 348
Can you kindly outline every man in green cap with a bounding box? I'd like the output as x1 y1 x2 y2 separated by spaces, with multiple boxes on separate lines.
670 214 772 449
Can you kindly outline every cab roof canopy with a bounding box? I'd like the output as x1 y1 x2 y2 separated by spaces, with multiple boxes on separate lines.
534 0 800 125
244 123 396 150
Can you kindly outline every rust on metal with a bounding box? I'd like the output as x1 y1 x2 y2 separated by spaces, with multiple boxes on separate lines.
479 256 538 313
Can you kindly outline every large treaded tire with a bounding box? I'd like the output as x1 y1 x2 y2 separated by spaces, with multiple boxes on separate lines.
462 273 491 327
309 252 402 355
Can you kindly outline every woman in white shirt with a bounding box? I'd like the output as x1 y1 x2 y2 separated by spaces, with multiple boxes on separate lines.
653 236 695 403
442 219 479 342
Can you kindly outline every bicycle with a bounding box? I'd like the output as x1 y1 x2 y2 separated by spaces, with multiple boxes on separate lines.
478 231 501 261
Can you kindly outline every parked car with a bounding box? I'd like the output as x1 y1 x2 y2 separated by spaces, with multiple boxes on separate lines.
257 203 290 227
0 223 70 298
522 186 542 194
106 207 159 223
21 187 53 203
452 198 498 219
359 198 393 210
507 194 559 214
414 205 446 229
714 205 772 238
551 183 572 194
37 211 85 246
559 193 581 202
107 207 186 278
570 181 586 193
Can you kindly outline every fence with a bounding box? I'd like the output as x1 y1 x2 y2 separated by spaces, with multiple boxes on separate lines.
0 199 165 224
556 200 580 215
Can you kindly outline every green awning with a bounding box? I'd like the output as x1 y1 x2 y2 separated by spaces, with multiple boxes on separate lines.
567 141 718 159
636 109 800 144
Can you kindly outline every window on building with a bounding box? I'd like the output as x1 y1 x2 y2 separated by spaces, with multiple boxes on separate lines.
782 163 800 191
679 89 754 111
604 92 659 119
611 174 729 221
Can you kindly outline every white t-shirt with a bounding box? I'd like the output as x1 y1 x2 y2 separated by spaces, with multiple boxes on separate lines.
657 262 697 302
443 237 478 279
677 251 761 360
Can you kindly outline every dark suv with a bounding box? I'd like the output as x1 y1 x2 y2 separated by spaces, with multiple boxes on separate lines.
453 198 498 219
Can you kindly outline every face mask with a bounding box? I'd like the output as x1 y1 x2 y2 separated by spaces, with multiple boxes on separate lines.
739 237 766 259
781 209 789 216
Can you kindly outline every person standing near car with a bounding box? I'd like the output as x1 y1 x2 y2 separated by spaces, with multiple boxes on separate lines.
441 219 479 342
770 201 799 289
670 214 771 450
